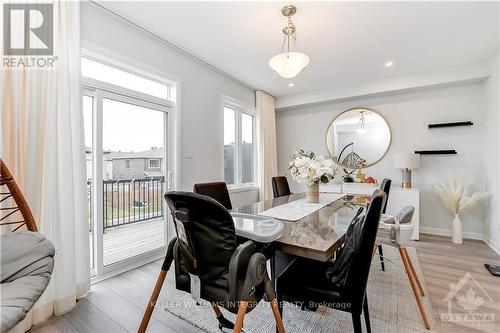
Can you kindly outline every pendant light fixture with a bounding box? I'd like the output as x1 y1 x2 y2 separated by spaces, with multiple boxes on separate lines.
268 5 310 79
356 111 367 135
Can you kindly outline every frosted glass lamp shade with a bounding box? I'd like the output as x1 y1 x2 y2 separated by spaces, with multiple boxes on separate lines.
268 52 310 78
394 153 420 169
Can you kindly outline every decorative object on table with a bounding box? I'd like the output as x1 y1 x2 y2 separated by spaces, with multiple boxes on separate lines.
363 176 378 184
414 150 457 155
326 108 392 169
433 174 490 244
394 153 420 188
428 121 473 129
337 143 366 169
342 168 355 183
355 169 366 182
289 150 336 203
268 5 310 79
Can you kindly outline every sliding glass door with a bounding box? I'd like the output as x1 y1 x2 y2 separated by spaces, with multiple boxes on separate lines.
84 90 171 277
101 97 167 266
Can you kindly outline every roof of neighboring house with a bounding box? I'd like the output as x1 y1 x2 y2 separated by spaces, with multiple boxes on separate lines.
105 148 164 160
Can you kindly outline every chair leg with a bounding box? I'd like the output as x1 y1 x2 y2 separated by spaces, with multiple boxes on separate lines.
372 244 377 258
212 304 234 331
138 269 168 333
352 313 362 333
399 248 430 330
270 298 286 333
233 301 248 333
402 247 424 296
378 245 385 271
363 296 372 333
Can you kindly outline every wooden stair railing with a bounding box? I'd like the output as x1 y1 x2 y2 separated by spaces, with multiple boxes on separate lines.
0 159 37 232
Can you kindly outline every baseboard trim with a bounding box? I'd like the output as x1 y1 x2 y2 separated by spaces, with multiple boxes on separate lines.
419 227 484 240
484 236 500 256
420 227 500 256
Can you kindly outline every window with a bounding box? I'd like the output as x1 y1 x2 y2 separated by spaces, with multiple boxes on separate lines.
82 53 174 278
82 57 170 100
223 98 257 186
149 159 160 169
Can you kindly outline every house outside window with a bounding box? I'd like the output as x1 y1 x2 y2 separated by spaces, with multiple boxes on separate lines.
125 160 130 168
223 97 257 187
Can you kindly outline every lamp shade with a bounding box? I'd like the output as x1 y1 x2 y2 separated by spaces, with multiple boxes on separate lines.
394 153 420 169
268 52 310 78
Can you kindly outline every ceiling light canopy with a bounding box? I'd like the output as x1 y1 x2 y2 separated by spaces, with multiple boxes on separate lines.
269 5 310 79
356 111 367 135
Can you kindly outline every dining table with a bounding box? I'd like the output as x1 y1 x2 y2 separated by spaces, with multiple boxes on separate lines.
232 192 371 284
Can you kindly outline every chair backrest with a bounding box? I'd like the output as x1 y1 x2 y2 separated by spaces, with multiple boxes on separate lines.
344 189 385 310
379 178 391 214
0 159 37 232
271 176 291 198
164 191 237 282
193 182 232 210
377 206 415 247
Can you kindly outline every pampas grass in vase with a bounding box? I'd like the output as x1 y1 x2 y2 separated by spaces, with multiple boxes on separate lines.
433 174 490 244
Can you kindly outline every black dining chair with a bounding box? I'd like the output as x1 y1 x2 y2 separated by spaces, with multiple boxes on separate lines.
138 192 285 333
271 176 291 198
377 178 391 271
193 181 232 210
275 190 386 333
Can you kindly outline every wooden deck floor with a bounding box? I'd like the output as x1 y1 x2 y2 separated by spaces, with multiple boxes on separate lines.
92 219 166 266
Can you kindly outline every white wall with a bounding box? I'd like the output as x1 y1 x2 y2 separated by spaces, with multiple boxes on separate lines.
80 2 259 207
276 82 489 238
484 50 500 253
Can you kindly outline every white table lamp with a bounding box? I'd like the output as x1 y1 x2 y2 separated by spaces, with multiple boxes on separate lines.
394 153 420 188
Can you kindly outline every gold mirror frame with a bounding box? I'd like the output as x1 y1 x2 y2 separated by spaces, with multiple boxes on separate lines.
325 107 392 169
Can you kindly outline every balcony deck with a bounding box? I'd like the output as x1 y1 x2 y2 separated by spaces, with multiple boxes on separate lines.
91 218 166 266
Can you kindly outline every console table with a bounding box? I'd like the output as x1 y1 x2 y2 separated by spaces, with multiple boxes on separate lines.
320 183 420 240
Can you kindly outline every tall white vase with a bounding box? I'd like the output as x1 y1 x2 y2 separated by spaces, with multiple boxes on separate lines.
452 213 463 244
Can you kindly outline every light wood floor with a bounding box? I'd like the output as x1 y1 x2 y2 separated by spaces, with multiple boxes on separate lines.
29 234 500 333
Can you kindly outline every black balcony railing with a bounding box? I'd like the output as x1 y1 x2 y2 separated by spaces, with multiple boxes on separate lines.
103 177 165 231
87 177 165 232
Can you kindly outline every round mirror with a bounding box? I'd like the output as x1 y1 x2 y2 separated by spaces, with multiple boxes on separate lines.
326 108 391 169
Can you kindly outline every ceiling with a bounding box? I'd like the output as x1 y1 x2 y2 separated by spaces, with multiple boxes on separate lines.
100 1 499 97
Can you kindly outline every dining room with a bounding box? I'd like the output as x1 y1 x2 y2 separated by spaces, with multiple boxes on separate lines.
1 1 500 333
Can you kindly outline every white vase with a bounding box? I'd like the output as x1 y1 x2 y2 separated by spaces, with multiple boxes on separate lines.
452 213 463 244
306 183 320 203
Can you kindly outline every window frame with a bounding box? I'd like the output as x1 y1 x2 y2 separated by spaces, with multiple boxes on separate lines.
221 95 258 190
81 50 180 282
148 158 161 169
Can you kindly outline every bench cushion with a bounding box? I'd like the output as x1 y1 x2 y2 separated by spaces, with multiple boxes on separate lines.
1 231 55 333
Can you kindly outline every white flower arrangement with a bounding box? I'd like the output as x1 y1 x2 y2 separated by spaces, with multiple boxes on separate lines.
433 174 490 215
289 150 337 186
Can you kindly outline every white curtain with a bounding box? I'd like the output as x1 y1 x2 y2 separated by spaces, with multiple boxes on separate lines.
0 1 90 331
257 91 278 201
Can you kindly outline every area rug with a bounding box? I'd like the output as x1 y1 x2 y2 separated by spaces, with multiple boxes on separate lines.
156 246 436 332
